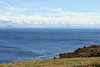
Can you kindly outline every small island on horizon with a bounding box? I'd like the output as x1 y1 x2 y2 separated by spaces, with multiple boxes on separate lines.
0 0 100 67
6 25 13 28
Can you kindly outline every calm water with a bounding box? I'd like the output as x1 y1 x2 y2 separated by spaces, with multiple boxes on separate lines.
0 28 100 64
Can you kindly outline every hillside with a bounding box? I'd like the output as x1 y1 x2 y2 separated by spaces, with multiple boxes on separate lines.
60 45 100 58
0 57 100 67
0 45 100 67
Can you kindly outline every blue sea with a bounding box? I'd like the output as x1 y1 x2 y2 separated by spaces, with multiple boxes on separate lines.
0 28 100 64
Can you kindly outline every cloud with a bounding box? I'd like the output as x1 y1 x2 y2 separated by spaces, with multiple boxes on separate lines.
41 7 68 12
0 20 12 23
0 4 28 15
0 20 12 26
0 12 100 28
0 5 100 28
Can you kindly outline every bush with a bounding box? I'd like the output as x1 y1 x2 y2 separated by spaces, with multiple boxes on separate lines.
90 52 100 57
74 48 82 53
83 46 86 48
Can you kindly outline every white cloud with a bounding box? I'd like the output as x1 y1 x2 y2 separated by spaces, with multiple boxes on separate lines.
0 12 100 28
0 4 28 15
6 4 27 11
0 6 100 28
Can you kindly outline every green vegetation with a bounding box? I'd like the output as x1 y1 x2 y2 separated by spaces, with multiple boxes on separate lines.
60 45 100 58
0 45 100 67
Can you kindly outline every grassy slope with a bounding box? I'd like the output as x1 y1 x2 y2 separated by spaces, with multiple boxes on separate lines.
0 57 100 67
60 45 100 58
0 45 100 67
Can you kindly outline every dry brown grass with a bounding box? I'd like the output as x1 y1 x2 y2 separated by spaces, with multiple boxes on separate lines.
0 57 100 67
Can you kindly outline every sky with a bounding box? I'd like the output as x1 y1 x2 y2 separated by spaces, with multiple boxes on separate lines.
0 0 100 28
